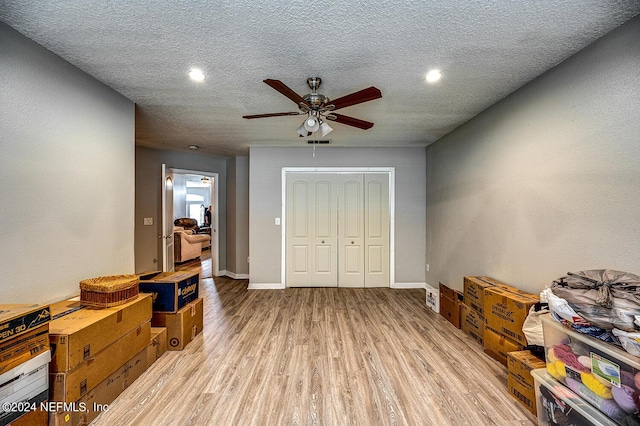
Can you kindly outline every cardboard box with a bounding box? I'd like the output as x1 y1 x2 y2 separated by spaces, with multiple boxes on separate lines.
49 348 149 426
147 327 167 367
0 304 50 344
483 328 523 366
507 350 546 415
139 271 199 313
425 284 439 313
49 293 152 372
463 276 510 316
0 324 49 375
152 298 203 350
50 321 150 403
8 400 48 426
1 390 48 426
460 303 484 345
483 286 538 346
439 283 462 328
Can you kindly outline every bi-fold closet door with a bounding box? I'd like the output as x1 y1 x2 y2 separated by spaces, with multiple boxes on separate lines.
285 172 389 288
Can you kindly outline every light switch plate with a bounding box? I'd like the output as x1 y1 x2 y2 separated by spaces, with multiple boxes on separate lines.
144 217 153 225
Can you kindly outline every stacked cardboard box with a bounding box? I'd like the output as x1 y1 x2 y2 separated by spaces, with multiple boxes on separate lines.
0 304 51 426
140 271 203 351
462 276 538 365
48 294 152 425
439 283 463 328
507 350 546 416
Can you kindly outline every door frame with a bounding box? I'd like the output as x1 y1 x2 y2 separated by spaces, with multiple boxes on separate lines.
168 168 220 277
281 167 395 288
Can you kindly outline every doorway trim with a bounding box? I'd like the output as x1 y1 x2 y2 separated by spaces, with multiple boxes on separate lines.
281 167 395 288
170 168 220 277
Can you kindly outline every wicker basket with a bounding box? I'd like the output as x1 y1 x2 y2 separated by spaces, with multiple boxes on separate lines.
79 274 140 308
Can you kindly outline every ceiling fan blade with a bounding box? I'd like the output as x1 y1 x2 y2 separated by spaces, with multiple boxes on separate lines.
263 79 310 107
242 112 302 119
328 113 374 130
329 86 382 111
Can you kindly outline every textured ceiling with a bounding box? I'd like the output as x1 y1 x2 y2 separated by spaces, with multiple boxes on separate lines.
1 1 639 157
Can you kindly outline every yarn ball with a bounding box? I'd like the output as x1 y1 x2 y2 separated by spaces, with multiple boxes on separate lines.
581 372 613 399
622 371 637 389
578 355 592 369
547 360 567 380
566 378 625 420
553 344 590 373
635 372 640 390
632 389 640 412
613 385 638 414
547 347 558 363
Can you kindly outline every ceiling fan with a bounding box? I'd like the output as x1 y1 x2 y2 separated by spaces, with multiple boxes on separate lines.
242 77 382 137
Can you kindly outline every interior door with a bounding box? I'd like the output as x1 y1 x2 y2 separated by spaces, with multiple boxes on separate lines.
364 173 390 287
286 174 338 287
161 164 175 272
338 175 365 287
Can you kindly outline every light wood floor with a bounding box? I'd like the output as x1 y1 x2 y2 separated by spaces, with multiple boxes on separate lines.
93 253 536 425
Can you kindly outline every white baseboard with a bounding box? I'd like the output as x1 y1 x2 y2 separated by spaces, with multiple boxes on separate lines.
224 271 250 279
247 283 285 290
393 282 427 289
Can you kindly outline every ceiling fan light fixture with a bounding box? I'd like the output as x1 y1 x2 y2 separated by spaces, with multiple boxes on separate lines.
304 117 320 132
318 120 333 137
296 122 308 137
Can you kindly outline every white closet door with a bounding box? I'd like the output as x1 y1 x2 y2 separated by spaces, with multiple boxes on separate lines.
286 174 338 287
364 173 390 287
338 175 365 287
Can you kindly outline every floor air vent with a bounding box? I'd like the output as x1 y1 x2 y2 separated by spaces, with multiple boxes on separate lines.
307 140 332 144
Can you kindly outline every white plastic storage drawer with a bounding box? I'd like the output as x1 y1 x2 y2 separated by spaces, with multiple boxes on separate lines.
533 368 618 426
541 314 640 424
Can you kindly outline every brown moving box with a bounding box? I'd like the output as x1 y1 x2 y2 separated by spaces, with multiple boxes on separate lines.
147 326 167 366
463 276 513 316
8 402 48 426
152 298 203 351
507 350 546 415
50 321 151 403
0 304 50 344
483 327 523 366
49 293 152 372
439 283 462 328
49 348 149 426
460 303 484 345
0 323 49 375
483 286 538 346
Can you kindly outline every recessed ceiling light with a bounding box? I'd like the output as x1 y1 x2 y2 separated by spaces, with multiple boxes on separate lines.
425 69 442 83
188 145 199 150
188 68 205 82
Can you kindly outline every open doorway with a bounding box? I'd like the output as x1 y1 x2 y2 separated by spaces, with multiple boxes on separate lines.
167 168 220 276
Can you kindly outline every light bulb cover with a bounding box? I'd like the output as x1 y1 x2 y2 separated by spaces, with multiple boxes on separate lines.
304 117 320 132
319 121 333 137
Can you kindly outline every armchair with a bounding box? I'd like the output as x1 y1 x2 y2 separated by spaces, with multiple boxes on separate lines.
173 228 210 263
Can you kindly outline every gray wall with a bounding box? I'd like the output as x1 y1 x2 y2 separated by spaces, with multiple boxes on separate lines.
0 22 135 303
227 156 250 276
134 146 228 273
426 16 640 295
249 147 426 286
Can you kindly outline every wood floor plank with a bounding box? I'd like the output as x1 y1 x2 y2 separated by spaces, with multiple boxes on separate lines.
92 253 536 425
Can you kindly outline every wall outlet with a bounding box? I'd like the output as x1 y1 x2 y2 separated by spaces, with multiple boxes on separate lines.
144 217 153 226
247 257 250 263
275 217 281 225
426 263 430 272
